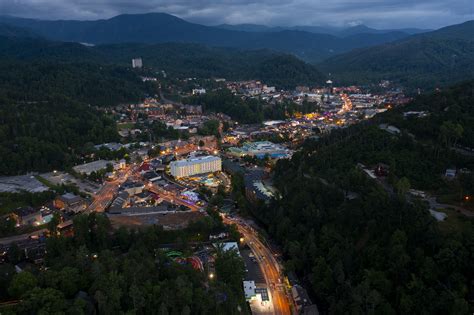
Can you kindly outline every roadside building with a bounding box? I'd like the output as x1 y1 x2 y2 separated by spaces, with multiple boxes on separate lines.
12 207 42 226
143 171 161 182
73 160 114 175
121 181 145 196
110 191 130 209
292 284 319 315
54 193 88 213
243 280 257 301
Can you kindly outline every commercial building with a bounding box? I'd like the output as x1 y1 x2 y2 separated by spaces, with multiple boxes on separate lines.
12 207 42 226
54 193 88 213
229 141 292 159
170 156 221 178
73 160 114 175
243 280 257 301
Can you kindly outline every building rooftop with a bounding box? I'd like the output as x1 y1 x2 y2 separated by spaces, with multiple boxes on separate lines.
171 155 221 167
59 192 82 202
73 160 113 175
13 206 39 218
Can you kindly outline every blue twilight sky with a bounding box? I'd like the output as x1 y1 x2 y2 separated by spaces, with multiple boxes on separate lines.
0 0 473 29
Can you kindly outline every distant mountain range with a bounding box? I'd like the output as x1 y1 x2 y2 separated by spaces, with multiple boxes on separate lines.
0 13 415 62
216 23 430 36
1 13 472 89
0 22 39 38
319 20 474 89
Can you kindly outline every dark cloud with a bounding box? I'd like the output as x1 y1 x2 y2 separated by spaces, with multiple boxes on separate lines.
0 0 472 29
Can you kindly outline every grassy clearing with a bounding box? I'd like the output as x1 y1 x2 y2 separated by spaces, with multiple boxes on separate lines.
437 207 473 234
117 122 135 130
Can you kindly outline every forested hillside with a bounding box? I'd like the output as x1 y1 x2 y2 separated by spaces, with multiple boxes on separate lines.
249 81 474 313
1 213 248 314
319 21 474 89
0 34 151 174
0 61 150 106
0 100 119 175
0 35 324 89
98 43 324 88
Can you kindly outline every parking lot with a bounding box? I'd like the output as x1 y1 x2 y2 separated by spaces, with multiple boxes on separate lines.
40 171 101 195
242 248 265 284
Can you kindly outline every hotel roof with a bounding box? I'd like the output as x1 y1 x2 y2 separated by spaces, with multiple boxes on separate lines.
171 155 221 167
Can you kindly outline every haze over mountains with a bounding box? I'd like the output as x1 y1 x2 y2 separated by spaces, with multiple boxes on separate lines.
216 23 430 36
0 12 473 89
0 13 418 63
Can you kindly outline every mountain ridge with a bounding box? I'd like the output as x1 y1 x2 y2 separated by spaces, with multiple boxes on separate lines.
0 12 414 62
216 22 431 36
318 20 474 89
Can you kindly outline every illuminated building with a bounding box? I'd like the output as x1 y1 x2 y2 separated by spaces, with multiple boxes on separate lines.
170 155 221 178
132 58 142 68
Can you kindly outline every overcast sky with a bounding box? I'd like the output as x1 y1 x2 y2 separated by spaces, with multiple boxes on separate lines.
1 0 473 29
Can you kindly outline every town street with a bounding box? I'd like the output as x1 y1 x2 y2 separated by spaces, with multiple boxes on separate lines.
223 215 292 315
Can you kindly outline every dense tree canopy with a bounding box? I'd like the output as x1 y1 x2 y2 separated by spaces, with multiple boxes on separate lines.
2 213 249 314
0 99 120 175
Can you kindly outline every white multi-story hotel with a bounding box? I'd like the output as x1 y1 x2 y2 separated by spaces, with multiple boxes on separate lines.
170 156 221 178
132 58 143 68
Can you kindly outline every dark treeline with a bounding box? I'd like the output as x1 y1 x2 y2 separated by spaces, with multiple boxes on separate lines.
0 99 119 175
0 61 151 106
0 52 154 175
382 80 474 148
1 212 248 314
262 159 472 314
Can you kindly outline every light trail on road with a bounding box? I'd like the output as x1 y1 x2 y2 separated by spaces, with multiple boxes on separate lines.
223 216 292 315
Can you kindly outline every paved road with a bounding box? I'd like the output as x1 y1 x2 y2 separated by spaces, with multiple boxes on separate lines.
426 197 474 218
0 229 47 245
223 215 292 315
87 166 135 213
148 184 201 211
158 89 182 106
